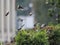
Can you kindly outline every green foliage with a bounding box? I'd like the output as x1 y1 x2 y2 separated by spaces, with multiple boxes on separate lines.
53 29 60 45
48 8 54 17
48 29 60 45
15 30 49 45
15 24 60 45
56 0 60 8
49 0 55 5
55 24 60 30
47 24 60 45
33 30 49 45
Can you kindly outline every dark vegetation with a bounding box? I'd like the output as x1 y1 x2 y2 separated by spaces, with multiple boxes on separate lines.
15 0 60 45
33 0 60 24
15 24 60 45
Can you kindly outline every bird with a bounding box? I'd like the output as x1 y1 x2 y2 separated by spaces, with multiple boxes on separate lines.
18 24 25 31
17 5 24 9
34 23 37 27
5 12 9 16
18 28 21 31
29 12 32 16
40 24 46 28
20 19 23 22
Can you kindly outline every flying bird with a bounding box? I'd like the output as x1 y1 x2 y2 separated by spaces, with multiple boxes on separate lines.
18 28 21 31
34 23 37 27
17 5 24 9
18 24 25 31
29 12 32 16
5 12 9 16
40 24 46 29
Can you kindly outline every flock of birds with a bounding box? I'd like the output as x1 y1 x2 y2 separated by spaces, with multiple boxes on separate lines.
5 5 47 31
5 5 33 30
5 5 32 16
4 5 49 44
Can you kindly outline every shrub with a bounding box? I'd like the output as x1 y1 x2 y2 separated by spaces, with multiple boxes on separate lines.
32 30 49 45
48 29 60 45
55 24 60 30
15 24 60 45
15 30 49 45
53 29 60 45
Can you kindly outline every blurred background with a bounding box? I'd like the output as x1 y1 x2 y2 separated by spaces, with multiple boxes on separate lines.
16 0 60 29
